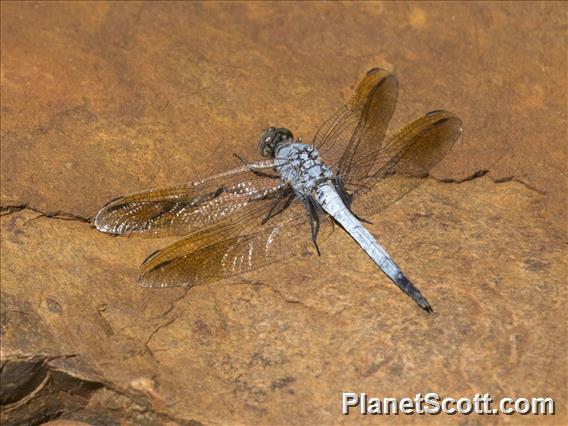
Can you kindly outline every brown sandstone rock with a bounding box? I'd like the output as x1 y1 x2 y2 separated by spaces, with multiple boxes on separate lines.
1 2 566 424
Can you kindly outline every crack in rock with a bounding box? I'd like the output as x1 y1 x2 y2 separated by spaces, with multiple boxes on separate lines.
0 170 543 228
0 204 92 224
431 169 546 194
490 175 546 194
144 315 180 358
432 169 490 184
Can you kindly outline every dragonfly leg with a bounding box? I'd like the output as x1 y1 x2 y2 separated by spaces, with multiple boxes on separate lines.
351 211 373 225
261 191 296 225
301 195 322 256
332 176 353 206
310 217 321 256
331 177 373 225
233 153 279 179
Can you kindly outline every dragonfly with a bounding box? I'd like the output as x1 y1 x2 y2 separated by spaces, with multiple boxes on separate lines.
95 68 462 312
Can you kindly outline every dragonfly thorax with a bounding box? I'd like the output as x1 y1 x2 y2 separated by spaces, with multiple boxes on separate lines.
275 143 333 195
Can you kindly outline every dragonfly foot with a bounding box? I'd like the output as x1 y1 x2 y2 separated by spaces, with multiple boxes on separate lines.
356 215 373 225
233 153 249 165
312 239 321 256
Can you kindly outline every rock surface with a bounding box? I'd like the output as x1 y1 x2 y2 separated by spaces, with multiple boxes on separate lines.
1 2 566 425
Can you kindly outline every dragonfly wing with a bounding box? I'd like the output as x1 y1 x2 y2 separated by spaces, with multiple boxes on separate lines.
95 165 283 238
348 110 463 217
315 68 397 173
337 68 398 180
138 202 334 288
312 106 357 168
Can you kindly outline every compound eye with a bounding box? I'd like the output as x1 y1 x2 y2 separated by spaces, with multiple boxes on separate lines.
260 137 271 155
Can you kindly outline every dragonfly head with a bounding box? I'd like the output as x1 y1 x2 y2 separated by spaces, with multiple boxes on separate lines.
258 127 294 158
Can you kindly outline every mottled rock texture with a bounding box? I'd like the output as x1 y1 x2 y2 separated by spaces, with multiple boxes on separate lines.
1 2 566 425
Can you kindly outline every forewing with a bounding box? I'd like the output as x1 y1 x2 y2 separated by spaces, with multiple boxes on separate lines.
315 68 397 174
348 110 463 216
138 203 334 288
312 106 358 168
95 166 283 238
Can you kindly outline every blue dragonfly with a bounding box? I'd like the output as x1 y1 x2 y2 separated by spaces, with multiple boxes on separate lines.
95 68 462 312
